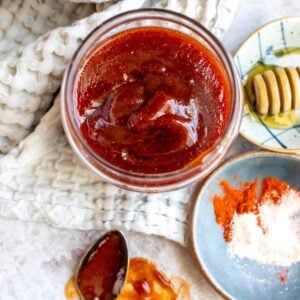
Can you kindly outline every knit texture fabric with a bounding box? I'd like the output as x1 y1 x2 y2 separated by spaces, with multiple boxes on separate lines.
0 0 239 245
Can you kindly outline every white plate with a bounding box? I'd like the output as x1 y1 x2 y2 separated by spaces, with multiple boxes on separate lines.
234 17 300 154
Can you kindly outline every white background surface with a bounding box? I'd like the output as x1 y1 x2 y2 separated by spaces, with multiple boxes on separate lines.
0 0 299 299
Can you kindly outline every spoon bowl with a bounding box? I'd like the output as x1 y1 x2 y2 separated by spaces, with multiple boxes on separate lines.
75 230 129 300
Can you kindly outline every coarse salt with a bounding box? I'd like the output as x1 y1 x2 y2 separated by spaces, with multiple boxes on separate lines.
228 189 300 266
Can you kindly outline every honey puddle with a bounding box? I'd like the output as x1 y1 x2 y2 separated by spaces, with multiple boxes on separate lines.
65 257 191 300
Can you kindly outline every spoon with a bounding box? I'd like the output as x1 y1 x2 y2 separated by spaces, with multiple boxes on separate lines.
75 230 129 300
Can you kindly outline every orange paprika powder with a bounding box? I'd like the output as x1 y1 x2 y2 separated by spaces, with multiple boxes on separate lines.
213 177 290 242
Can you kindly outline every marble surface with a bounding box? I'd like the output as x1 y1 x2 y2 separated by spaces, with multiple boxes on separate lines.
0 0 299 299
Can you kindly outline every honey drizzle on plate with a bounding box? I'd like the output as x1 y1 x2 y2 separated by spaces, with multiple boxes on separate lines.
244 48 300 129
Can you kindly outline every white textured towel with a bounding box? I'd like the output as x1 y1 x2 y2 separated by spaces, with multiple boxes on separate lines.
0 0 239 245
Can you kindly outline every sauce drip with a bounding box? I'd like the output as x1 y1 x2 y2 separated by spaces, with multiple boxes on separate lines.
65 258 190 300
76 233 127 300
76 27 231 173
117 257 189 300
65 276 80 300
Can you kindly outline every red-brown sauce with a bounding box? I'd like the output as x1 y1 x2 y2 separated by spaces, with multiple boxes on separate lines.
76 233 126 300
76 27 231 173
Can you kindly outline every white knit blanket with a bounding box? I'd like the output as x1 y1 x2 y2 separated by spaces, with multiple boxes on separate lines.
0 0 239 245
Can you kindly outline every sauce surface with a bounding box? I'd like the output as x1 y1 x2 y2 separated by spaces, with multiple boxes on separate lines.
76 233 126 300
77 27 231 173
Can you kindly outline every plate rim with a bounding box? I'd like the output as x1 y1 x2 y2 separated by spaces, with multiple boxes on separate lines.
234 16 300 154
188 150 300 300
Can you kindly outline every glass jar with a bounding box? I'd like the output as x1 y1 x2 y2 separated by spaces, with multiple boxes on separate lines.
61 9 242 193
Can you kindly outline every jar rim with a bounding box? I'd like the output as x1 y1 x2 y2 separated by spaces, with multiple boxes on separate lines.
61 8 242 192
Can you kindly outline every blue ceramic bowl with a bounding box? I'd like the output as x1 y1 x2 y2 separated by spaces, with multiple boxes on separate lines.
191 151 300 300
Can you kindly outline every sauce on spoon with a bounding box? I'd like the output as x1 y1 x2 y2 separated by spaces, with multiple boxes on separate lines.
76 231 128 300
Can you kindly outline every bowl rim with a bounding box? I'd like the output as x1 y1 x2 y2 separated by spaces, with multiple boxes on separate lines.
234 16 300 155
188 149 300 300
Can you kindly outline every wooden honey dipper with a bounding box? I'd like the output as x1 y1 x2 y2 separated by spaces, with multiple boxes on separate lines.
252 67 300 115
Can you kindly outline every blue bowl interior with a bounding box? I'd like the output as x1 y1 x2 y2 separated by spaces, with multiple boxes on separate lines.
193 153 300 300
